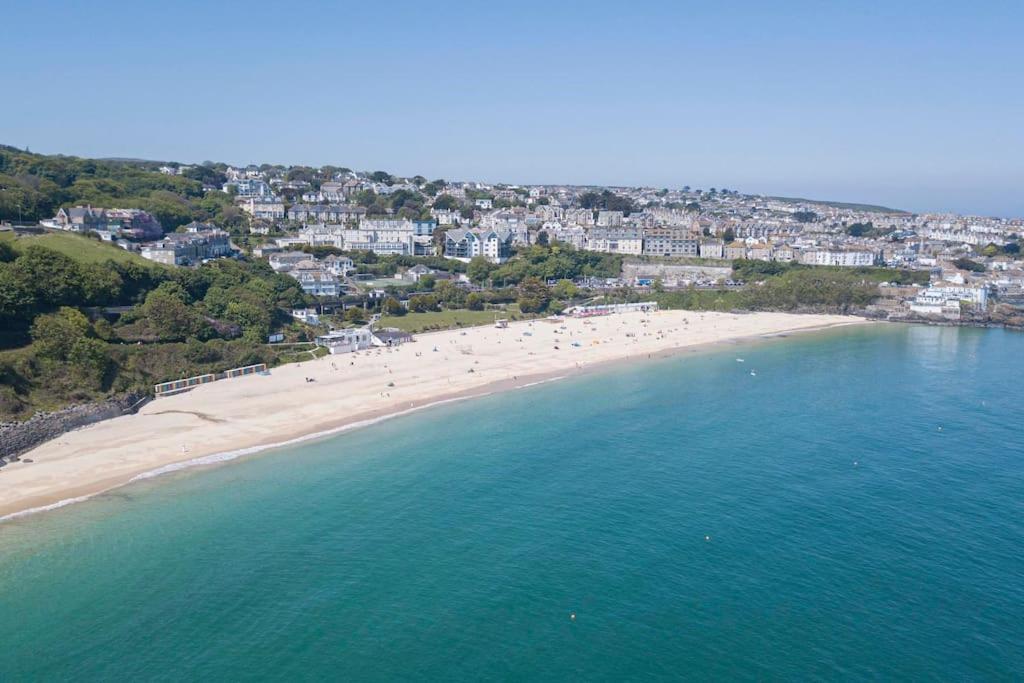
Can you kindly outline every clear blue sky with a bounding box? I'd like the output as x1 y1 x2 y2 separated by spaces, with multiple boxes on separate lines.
3 1 1022 216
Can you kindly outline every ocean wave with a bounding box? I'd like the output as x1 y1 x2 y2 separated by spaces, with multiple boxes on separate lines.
0 494 97 523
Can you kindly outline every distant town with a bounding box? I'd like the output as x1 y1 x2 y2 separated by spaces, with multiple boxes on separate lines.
24 158 1023 325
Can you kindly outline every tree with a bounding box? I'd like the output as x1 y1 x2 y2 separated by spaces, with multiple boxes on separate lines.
722 228 736 243
578 189 635 214
432 194 460 211
141 282 202 340
422 180 445 196
226 300 271 342
31 307 90 359
953 257 986 273
407 294 439 313
80 263 125 305
382 296 404 316
68 337 111 389
551 279 579 300
516 276 550 313
0 240 16 263
0 262 34 323
13 245 84 307
465 292 484 310
434 279 463 307
467 256 495 284
344 306 366 324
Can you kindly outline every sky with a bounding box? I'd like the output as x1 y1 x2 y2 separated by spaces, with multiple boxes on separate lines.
3 1 1022 217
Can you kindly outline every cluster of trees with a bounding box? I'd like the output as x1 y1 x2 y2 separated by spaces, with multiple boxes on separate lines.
0 237 312 419
845 221 878 237
466 244 622 286
578 190 635 215
0 146 245 231
953 257 986 273
647 269 880 314
739 269 880 312
979 241 1021 257
0 243 164 344
731 259 929 286
352 188 432 219
378 276 580 319
1 240 310 346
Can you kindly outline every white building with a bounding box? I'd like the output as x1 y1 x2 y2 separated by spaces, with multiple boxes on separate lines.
315 328 374 354
240 198 286 221
909 282 989 318
291 308 321 325
224 178 273 198
586 228 643 255
798 249 878 267
444 228 514 263
292 266 341 296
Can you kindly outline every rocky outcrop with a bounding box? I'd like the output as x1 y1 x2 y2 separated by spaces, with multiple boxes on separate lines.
0 392 150 465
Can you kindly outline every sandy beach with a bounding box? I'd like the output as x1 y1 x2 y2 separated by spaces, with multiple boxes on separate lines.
0 310 867 521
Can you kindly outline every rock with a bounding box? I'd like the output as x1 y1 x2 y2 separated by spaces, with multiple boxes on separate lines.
0 391 151 462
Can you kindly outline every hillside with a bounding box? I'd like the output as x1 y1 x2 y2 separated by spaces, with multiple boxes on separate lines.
0 145 245 231
0 230 165 267
767 195 909 214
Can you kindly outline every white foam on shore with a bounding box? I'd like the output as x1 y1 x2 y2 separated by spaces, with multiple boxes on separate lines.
1 382 566 524
130 393 489 482
517 375 567 389
0 374 575 524
0 494 97 523
129 375 568 484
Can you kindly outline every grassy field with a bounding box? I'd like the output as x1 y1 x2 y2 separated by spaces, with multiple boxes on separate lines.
0 230 164 267
379 306 531 333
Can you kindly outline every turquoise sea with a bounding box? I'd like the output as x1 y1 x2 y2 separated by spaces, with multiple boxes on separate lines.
1 324 1022 680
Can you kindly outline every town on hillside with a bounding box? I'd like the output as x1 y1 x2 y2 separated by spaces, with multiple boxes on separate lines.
13 158 1022 326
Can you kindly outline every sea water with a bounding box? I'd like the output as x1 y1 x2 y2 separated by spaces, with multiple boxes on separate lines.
1 324 1022 680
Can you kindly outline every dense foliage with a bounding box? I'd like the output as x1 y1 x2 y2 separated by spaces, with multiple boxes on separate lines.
0 146 245 231
731 259 929 286
578 190 635 215
952 257 986 273
467 244 623 285
0 234 311 420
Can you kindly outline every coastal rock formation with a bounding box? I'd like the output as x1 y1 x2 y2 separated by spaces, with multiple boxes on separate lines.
0 392 150 466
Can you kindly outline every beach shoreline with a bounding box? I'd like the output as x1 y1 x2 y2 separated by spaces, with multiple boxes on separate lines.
0 311 872 523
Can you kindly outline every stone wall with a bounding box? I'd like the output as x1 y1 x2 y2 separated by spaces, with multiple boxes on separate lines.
0 392 151 465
